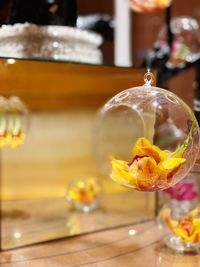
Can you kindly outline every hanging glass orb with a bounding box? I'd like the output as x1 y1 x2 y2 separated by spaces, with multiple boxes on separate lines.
128 0 172 13
157 16 200 67
96 71 200 192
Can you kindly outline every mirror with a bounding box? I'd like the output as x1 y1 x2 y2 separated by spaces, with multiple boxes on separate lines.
0 59 157 249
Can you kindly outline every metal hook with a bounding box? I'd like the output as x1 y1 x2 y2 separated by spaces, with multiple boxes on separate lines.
144 69 154 87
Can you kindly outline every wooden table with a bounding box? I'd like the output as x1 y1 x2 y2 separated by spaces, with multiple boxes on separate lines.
1 220 200 267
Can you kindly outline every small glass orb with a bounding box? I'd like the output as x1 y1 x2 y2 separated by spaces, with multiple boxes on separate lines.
158 179 199 226
157 17 200 67
96 75 199 192
159 203 200 253
128 0 172 13
165 235 200 253
66 177 101 213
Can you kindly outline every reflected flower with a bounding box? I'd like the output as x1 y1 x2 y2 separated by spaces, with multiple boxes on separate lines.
67 178 101 206
0 133 8 148
11 131 25 148
111 137 186 191
162 206 200 243
157 17 200 68
5 130 25 148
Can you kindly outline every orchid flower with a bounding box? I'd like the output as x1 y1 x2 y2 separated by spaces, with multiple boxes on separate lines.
111 137 186 191
68 178 101 205
162 206 200 243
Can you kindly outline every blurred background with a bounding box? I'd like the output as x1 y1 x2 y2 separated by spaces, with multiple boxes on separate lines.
0 0 199 65
0 0 200 250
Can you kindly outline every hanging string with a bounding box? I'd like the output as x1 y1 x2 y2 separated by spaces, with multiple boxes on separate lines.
144 69 154 87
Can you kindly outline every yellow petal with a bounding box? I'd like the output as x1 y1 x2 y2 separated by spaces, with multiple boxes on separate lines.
162 158 186 170
187 232 200 243
192 218 200 230
188 206 200 218
131 157 167 190
135 156 159 178
112 159 129 174
111 159 137 186
161 208 178 229
68 190 79 201
162 207 171 219
179 231 199 243
173 228 190 242
132 137 168 163
169 144 187 159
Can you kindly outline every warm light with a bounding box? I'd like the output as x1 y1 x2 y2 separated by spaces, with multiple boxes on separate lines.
7 58 16 64
153 101 158 107
53 41 59 48
83 206 90 213
14 232 21 239
128 229 137 236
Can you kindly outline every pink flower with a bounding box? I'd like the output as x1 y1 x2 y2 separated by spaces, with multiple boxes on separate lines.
164 180 198 201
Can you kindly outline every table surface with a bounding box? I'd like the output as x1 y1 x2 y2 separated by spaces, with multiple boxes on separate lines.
1 219 200 267
1 194 155 250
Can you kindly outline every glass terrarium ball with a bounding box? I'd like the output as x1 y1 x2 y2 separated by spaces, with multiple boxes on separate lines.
128 0 172 13
96 80 199 192
157 17 200 66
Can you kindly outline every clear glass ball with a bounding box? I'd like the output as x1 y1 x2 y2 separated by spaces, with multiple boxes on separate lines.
128 0 172 13
157 17 200 66
96 85 200 192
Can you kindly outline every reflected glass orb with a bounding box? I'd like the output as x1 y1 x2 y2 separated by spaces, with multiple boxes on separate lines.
0 97 8 148
158 17 200 67
7 96 29 148
96 73 199 192
66 177 101 213
128 0 172 13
